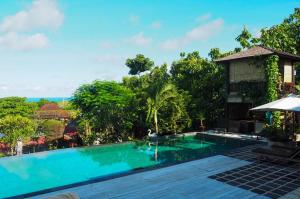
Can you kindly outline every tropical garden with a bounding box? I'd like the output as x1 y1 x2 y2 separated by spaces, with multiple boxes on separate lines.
0 8 299 157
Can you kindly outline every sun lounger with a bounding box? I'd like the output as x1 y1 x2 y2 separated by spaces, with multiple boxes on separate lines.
252 145 300 163
46 192 80 199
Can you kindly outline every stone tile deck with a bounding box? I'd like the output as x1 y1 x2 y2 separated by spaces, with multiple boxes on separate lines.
29 145 300 199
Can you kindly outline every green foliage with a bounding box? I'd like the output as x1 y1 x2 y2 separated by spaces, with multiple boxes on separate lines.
236 8 300 55
37 98 53 108
171 51 225 128
258 8 300 91
145 65 191 134
236 27 252 49
0 97 38 118
237 81 266 105
72 81 134 143
123 64 191 136
265 55 280 102
208 47 242 60
260 8 300 54
208 48 223 60
0 115 37 154
122 75 149 136
146 83 189 134
265 55 281 128
126 54 154 75
158 92 191 133
259 125 286 141
40 120 65 141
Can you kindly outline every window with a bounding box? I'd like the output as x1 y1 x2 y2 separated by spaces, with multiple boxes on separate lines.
284 61 292 83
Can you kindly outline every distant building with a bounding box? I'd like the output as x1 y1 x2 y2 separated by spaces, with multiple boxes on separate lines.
36 103 71 120
216 45 300 133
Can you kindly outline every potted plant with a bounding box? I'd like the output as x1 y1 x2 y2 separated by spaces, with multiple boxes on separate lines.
259 125 291 147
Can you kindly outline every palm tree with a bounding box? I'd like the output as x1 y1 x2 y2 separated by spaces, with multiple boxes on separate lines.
146 84 178 134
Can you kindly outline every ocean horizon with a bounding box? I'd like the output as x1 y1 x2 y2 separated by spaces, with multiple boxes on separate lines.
26 97 72 103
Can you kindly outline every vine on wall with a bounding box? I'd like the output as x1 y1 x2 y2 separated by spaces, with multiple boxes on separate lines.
265 55 281 128
265 55 279 102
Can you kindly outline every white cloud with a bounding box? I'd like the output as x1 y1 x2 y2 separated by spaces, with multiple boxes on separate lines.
196 13 211 22
150 21 162 29
100 41 114 49
0 32 49 51
0 0 63 51
95 54 125 64
160 39 185 51
186 18 224 41
129 15 139 25
0 0 64 32
126 32 152 46
0 85 8 91
160 18 224 51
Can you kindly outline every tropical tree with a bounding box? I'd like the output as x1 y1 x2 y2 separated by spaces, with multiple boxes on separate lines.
0 97 38 118
126 54 154 75
208 47 242 60
123 63 191 135
171 51 225 128
72 81 135 144
122 75 149 137
235 8 300 54
146 83 179 133
40 119 65 141
236 26 253 49
260 8 300 54
0 115 37 155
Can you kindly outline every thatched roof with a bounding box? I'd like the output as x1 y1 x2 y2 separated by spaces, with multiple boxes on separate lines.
37 103 71 119
40 103 60 111
216 46 300 62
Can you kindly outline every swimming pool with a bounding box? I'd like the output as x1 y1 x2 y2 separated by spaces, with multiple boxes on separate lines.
0 134 255 198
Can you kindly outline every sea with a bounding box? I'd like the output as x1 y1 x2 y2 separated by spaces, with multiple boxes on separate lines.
26 97 72 103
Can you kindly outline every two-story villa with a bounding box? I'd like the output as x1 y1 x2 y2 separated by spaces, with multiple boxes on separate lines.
216 45 300 133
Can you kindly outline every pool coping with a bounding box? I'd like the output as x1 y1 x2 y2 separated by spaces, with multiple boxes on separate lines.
0 131 263 160
4 132 264 199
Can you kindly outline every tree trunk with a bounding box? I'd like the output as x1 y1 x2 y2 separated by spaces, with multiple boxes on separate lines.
154 110 158 133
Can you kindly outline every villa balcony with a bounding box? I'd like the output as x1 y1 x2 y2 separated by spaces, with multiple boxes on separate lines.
229 81 296 96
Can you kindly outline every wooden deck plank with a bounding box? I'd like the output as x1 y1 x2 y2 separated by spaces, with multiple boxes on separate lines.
29 155 268 199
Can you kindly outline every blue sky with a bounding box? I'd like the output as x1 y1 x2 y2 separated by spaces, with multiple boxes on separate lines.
0 0 298 97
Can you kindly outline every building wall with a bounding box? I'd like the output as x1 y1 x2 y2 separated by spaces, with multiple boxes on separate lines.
229 59 265 83
283 60 293 83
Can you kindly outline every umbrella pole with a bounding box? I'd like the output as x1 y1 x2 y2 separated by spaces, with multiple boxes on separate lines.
284 111 287 137
293 112 295 135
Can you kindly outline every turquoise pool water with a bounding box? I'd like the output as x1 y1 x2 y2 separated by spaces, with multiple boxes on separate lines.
0 135 253 198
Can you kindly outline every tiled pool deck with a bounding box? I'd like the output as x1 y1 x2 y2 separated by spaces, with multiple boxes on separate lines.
27 144 300 199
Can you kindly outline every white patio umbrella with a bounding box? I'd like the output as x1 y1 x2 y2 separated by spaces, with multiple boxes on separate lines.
250 94 300 112
250 94 300 134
